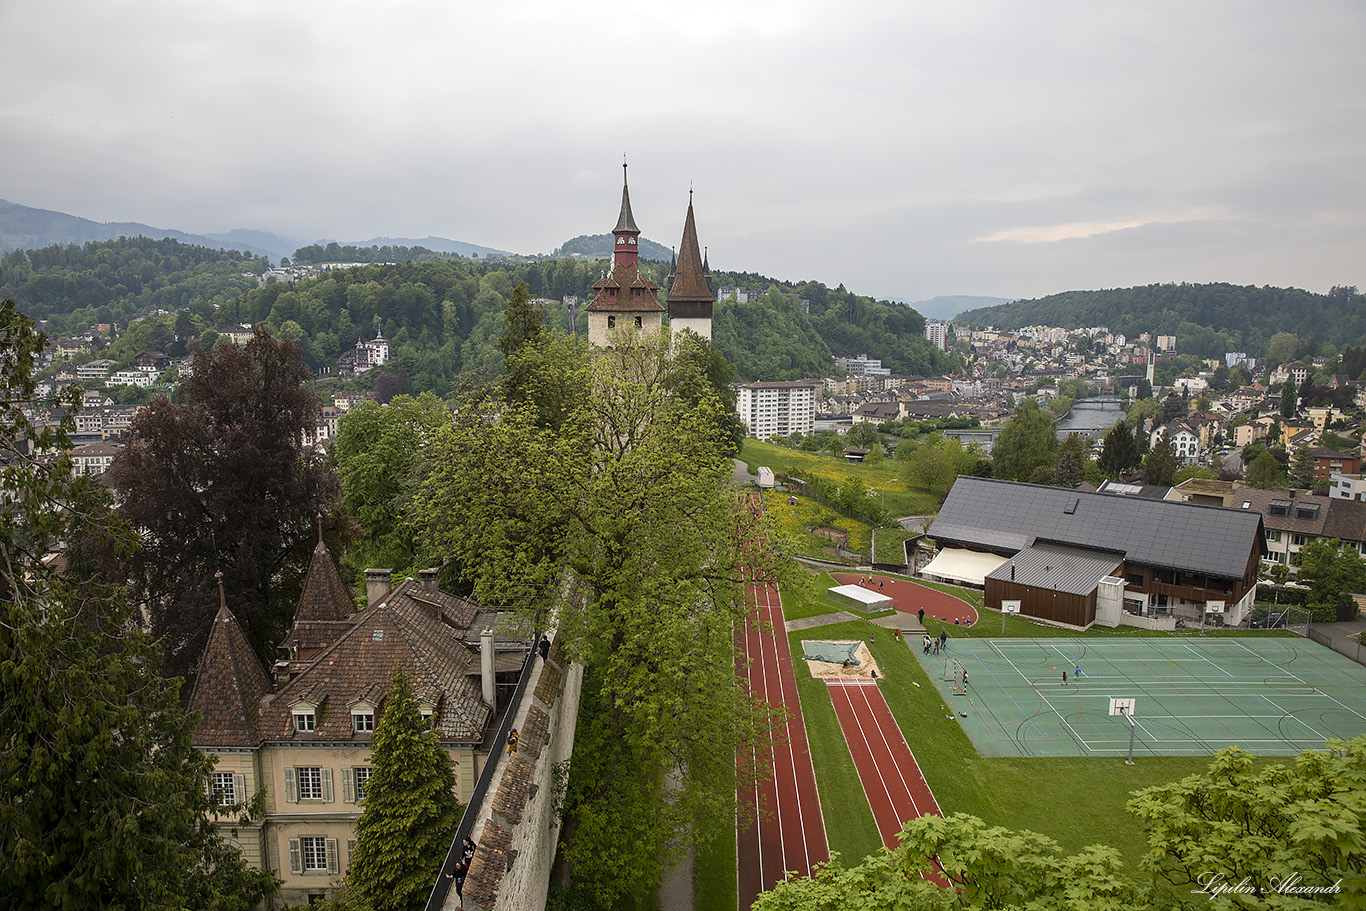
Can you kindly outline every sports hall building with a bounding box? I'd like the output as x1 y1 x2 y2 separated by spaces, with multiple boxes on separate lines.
925 477 1265 630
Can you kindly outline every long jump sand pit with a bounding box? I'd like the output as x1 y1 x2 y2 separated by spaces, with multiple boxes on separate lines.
801 640 883 680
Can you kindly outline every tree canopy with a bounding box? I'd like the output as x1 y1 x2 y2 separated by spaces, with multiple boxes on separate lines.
410 330 774 904
0 299 277 910
107 328 351 674
991 399 1057 483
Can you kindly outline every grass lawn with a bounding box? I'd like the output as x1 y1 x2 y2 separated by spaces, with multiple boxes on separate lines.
693 773 736 911
873 527 918 564
777 568 1295 871
740 439 940 519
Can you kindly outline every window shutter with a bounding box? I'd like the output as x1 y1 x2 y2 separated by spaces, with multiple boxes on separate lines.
288 838 302 875
347 838 357 864
233 773 245 806
321 768 334 803
204 777 214 800
326 838 339 875
284 767 298 803
341 767 355 804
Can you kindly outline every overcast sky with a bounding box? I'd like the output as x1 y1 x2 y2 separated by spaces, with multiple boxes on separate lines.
5 0 1364 303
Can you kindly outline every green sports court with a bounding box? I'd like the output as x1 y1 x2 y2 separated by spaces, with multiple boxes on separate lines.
914 637 1366 757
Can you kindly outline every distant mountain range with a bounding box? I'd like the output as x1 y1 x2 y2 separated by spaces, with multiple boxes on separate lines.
0 199 513 263
899 294 1016 320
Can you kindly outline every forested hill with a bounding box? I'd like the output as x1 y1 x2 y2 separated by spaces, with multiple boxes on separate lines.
709 271 960 380
955 283 1366 359
552 234 674 262
7 236 957 392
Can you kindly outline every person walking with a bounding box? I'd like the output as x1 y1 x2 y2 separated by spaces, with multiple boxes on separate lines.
505 728 519 754
1075 665 1081 678
1062 670 1068 685
940 631 948 649
917 608 925 625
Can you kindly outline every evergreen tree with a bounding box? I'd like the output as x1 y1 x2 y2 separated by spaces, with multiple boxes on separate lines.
1289 444 1316 490
0 300 278 910
1097 421 1140 477
1159 392 1186 424
1280 381 1297 418
1142 434 1180 487
1052 448 1083 488
350 668 462 911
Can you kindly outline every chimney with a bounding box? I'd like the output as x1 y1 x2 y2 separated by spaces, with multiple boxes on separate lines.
420 567 440 594
365 569 392 607
480 627 496 708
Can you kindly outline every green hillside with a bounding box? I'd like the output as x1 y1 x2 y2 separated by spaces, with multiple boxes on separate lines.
956 282 1366 358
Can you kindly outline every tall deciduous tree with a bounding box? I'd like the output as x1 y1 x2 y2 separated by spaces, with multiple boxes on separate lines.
412 331 772 905
992 398 1056 483
1246 450 1288 489
107 328 350 675
334 393 449 589
350 668 462 911
1295 539 1366 622
0 300 278 910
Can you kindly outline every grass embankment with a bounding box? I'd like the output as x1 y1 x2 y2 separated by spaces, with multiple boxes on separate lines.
779 571 1292 870
739 440 939 519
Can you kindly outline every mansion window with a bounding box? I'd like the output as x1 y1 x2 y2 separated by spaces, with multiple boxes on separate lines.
286 766 333 803
298 767 322 800
289 835 339 875
212 771 236 806
352 711 374 733
293 711 315 732
355 767 372 801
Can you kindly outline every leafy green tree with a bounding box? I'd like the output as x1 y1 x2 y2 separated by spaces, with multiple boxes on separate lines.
992 399 1056 482
334 394 450 589
1129 738 1366 908
1142 434 1180 487
1269 331 1299 363
1246 450 1288 489
350 668 462 911
1097 421 1140 477
1296 539 1366 622
1159 392 1186 424
411 331 772 905
1052 434 1089 488
905 434 973 495
0 300 278 910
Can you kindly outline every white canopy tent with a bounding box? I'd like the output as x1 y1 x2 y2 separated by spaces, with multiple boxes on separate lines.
922 548 1009 586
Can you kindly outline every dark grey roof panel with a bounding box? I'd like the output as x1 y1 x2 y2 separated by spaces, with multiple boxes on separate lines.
930 477 1262 579
986 542 1124 596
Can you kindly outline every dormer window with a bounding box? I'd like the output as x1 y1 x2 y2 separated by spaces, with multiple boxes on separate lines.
353 711 375 732
291 695 321 733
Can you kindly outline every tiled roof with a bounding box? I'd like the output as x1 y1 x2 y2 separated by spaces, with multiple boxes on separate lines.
1317 497 1366 545
1237 488 1331 536
585 261 664 313
189 604 272 748
490 752 535 825
263 579 491 744
464 819 512 910
282 535 357 654
667 197 713 308
519 705 550 760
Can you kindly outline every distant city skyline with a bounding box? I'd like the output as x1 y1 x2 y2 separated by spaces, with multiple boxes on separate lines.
3 0 1362 304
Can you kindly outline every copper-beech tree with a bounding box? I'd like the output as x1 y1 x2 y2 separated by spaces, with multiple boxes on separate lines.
108 328 350 676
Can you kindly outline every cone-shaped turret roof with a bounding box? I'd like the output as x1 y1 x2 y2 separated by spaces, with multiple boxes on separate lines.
613 162 640 234
668 192 714 309
188 575 272 748
281 518 357 657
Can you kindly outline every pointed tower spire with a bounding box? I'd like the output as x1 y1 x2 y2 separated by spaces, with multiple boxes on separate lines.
216 570 227 611
281 519 358 660
188 582 272 748
584 160 664 347
667 190 715 341
613 160 640 235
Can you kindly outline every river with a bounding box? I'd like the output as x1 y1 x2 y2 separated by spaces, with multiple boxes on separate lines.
1054 398 1125 440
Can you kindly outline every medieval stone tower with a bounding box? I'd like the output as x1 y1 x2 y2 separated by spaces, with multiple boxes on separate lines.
583 163 666 348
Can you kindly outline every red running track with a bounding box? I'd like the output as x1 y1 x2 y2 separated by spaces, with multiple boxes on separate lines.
825 679 942 848
736 575 829 909
832 573 978 626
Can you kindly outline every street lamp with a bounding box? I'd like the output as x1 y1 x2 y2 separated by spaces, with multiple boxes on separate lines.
880 479 895 507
